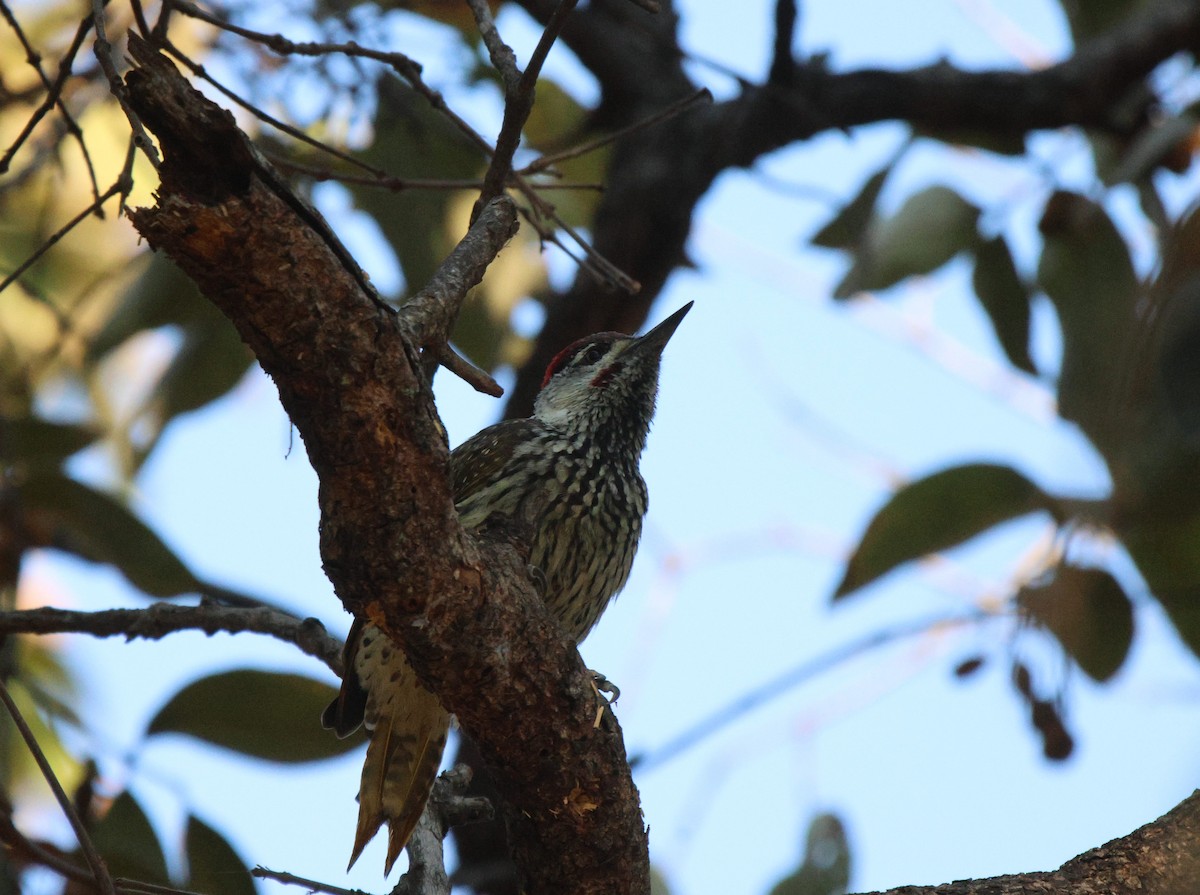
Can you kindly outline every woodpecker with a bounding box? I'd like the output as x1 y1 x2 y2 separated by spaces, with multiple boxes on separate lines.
323 301 691 874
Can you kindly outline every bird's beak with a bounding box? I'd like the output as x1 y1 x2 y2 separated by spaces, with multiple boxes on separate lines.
629 301 693 357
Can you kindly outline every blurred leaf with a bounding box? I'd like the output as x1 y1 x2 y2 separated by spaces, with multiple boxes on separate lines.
1058 0 1150 43
322 0 500 32
810 163 893 250
1147 205 1200 436
834 185 981 298
835 463 1057 599
1121 514 1200 658
441 194 545 372
768 813 851 895
1030 697 1074 761
650 866 672 895
524 78 589 153
3 676 82 800
89 791 170 885
971 235 1036 374
17 471 203 598
86 253 212 364
87 254 252 472
523 79 606 230
914 125 1025 156
1018 566 1134 682
134 316 253 465
350 78 488 298
1104 107 1200 186
1011 660 1033 698
146 669 364 763
953 656 985 679
186 815 257 895
1036 191 1137 459
0 416 99 466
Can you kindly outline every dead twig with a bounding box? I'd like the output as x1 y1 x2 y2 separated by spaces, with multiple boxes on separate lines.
0 679 117 895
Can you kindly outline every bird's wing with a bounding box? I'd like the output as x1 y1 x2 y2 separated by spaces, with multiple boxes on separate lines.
450 417 547 504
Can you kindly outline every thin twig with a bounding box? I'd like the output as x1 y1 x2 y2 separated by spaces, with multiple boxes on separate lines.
127 0 151 37
265 156 484 192
171 0 635 294
520 0 577 98
0 679 117 895
519 88 713 176
475 0 580 209
252 866 370 895
433 344 503 397
769 0 798 85
113 880 208 895
401 196 519 354
0 604 345 676
163 41 387 179
90 0 161 169
467 0 520 89
0 815 94 886
630 610 994 772
168 0 497 160
517 201 640 293
0 8 101 202
0 179 126 295
169 0 423 72
397 766 489 895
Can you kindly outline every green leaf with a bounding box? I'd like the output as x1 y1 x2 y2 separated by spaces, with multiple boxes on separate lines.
86 253 213 363
89 791 170 885
135 316 253 463
650 866 673 895
811 163 893 250
768 813 852 895
1036 191 1138 458
17 472 203 598
1121 513 1200 659
972 235 1036 374
835 463 1057 599
146 670 364 763
914 125 1025 157
4 676 83 800
522 79 606 231
1058 0 1150 44
186 815 257 895
1104 107 1200 186
0 415 99 465
349 77 488 298
834 185 981 298
1018 566 1134 682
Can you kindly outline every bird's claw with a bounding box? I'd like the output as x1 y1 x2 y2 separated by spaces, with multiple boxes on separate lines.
589 671 620 730
527 564 547 597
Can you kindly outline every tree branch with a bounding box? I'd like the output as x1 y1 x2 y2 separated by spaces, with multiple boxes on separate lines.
0 605 344 676
0 680 115 895
857 790 1200 895
120 35 648 895
503 0 1200 417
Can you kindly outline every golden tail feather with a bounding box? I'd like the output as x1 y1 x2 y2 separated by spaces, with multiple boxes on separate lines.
342 623 451 874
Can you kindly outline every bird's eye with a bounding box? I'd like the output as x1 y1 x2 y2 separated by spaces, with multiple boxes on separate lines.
580 345 605 365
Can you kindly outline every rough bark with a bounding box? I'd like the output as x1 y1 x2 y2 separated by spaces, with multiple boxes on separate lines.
120 35 648 895
862 790 1200 895
456 0 1200 889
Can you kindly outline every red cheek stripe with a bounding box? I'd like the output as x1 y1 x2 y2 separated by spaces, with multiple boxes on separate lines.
591 365 618 388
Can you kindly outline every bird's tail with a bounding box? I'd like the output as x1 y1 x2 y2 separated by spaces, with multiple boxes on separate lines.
330 622 451 875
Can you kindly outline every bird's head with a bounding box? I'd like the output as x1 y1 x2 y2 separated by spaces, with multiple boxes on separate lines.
533 302 692 448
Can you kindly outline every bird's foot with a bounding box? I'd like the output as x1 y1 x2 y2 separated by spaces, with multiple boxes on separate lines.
526 564 547 597
589 671 620 730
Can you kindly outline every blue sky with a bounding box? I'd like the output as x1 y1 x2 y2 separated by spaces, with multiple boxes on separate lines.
19 1 1200 894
